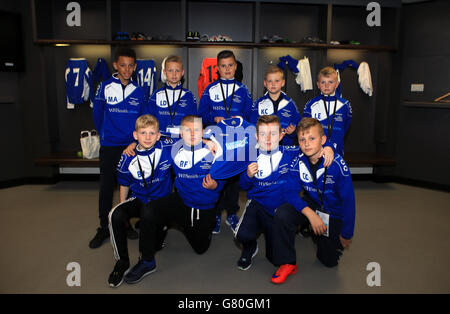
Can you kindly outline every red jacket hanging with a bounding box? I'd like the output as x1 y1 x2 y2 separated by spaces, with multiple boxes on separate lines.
198 58 218 99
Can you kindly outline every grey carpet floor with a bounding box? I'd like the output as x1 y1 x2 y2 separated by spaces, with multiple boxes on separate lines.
0 180 449 294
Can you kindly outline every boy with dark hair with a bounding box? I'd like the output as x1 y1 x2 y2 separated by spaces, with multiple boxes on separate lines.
90 46 145 248
197 50 254 233
198 50 253 126
271 117 355 284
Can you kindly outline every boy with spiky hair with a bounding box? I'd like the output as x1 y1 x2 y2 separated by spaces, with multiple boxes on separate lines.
198 50 254 233
271 117 355 284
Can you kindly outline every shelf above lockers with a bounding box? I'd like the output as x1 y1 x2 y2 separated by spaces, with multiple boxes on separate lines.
34 39 397 52
32 0 399 52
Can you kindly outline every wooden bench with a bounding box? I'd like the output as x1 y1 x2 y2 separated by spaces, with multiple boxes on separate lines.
35 151 395 175
35 151 100 174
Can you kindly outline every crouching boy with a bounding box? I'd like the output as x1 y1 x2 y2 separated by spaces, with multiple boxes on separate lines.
271 117 355 284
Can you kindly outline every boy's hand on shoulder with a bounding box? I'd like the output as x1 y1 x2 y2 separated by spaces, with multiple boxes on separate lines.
123 142 137 157
247 162 258 178
322 146 334 167
214 116 225 123
202 174 218 190
284 124 296 135
339 235 352 249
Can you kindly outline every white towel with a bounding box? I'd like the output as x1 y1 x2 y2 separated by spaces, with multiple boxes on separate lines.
160 56 168 83
295 57 313 92
357 62 373 96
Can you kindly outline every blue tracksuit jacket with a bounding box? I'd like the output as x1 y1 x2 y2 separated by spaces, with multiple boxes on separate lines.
198 78 253 126
116 138 174 204
285 153 356 239
303 94 352 156
93 74 146 146
145 83 198 133
172 140 225 209
248 92 302 145
240 146 299 216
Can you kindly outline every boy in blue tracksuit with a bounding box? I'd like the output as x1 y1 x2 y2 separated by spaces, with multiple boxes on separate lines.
271 117 355 284
121 115 225 285
234 115 299 271
107 114 174 287
248 65 302 146
197 50 254 233
146 55 198 135
303 66 352 157
91 47 146 249
197 50 253 126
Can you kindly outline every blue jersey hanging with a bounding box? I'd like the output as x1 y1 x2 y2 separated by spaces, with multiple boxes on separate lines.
135 59 157 101
65 58 93 109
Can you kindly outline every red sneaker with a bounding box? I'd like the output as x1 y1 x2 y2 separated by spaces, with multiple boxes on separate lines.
271 264 297 284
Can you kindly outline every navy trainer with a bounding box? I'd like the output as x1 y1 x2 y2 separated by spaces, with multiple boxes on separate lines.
124 258 156 284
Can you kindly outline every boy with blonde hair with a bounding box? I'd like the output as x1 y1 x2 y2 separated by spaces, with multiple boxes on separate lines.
249 65 302 145
107 114 174 287
146 55 197 135
303 66 352 157
121 115 225 286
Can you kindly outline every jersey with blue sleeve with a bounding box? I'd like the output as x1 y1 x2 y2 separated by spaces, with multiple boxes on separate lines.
135 59 157 101
65 58 93 109
198 78 253 126
240 146 299 216
116 139 174 204
249 92 302 145
285 153 356 239
172 140 225 209
92 58 111 84
93 74 146 146
205 117 257 180
303 94 352 156
145 83 197 133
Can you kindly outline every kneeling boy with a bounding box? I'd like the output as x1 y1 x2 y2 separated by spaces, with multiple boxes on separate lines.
235 115 300 270
271 117 355 284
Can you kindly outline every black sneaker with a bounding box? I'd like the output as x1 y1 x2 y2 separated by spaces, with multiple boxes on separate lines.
186 31 194 41
108 259 130 288
124 258 156 284
297 224 311 238
193 31 200 40
237 245 258 271
126 225 139 240
89 227 110 249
